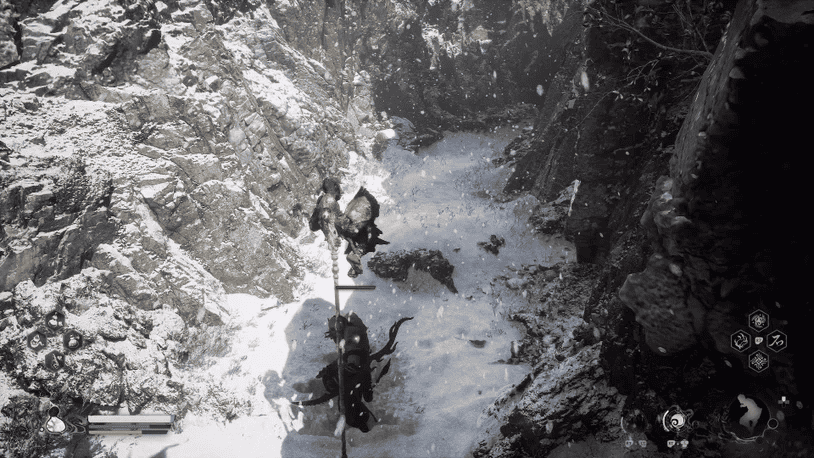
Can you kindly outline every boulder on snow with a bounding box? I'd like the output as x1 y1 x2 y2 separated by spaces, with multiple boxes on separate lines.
477 235 505 255
372 128 397 159
368 249 458 293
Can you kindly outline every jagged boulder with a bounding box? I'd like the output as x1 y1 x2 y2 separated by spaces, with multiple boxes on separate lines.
368 249 458 293
528 179 580 235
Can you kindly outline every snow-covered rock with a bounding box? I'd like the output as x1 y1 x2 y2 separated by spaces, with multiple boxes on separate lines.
368 248 458 293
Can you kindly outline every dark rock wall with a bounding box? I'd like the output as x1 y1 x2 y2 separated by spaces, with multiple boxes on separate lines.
620 0 814 449
361 0 579 135
502 0 735 265
477 0 814 456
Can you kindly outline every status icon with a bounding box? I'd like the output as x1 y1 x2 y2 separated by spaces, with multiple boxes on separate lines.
45 311 65 330
748 350 770 372
661 405 693 433
730 330 751 352
44 351 64 371
63 330 83 351
667 440 676 448
27 331 47 351
766 330 787 352
749 310 770 333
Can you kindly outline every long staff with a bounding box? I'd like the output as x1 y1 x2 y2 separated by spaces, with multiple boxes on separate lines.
331 244 348 458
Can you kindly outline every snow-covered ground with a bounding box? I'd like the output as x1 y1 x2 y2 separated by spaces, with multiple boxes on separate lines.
102 125 576 458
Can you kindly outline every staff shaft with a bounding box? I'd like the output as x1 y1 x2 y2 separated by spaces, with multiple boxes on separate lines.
331 246 348 458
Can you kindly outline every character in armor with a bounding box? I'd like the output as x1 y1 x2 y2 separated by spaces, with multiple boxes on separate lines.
292 313 413 433
310 178 389 277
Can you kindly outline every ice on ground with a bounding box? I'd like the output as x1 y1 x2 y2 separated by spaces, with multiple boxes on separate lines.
104 125 575 458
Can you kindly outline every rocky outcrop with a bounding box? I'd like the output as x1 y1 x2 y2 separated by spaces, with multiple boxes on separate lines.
368 248 458 293
0 1 19 69
0 155 116 292
526 179 579 235
477 0 814 456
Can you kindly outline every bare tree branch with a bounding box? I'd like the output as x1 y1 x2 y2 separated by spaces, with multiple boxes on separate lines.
591 7 714 60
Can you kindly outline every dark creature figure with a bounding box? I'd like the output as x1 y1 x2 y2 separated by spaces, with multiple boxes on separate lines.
291 313 413 433
310 178 389 277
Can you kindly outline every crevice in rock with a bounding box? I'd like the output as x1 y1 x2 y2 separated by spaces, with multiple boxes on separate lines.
7 20 22 69
92 42 120 75
141 28 161 54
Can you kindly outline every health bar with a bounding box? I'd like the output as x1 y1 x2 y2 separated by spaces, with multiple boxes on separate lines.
86 415 174 434
88 415 174 424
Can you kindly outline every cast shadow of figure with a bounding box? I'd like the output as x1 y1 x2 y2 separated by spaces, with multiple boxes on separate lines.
147 444 179 458
261 296 413 457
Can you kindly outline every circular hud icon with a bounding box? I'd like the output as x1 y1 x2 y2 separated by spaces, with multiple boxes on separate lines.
724 394 771 440
45 311 65 330
43 407 66 433
661 405 694 433
45 351 65 371
63 330 83 351
27 331 47 351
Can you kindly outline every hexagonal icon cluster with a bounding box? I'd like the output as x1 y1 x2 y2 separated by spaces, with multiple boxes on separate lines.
748 350 770 372
730 329 751 352
25 310 86 373
766 330 788 353
749 310 770 333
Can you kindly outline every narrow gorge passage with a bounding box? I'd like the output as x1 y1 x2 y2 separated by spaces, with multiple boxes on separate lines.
104 126 577 458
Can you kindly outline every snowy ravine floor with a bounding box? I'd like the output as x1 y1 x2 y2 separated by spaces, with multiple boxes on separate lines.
102 126 576 458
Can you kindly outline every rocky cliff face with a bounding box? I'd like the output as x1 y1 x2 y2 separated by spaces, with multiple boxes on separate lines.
0 0 382 452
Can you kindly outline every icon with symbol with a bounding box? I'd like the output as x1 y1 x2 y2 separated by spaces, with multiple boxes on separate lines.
766 330 787 352
730 330 751 352
749 310 770 333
